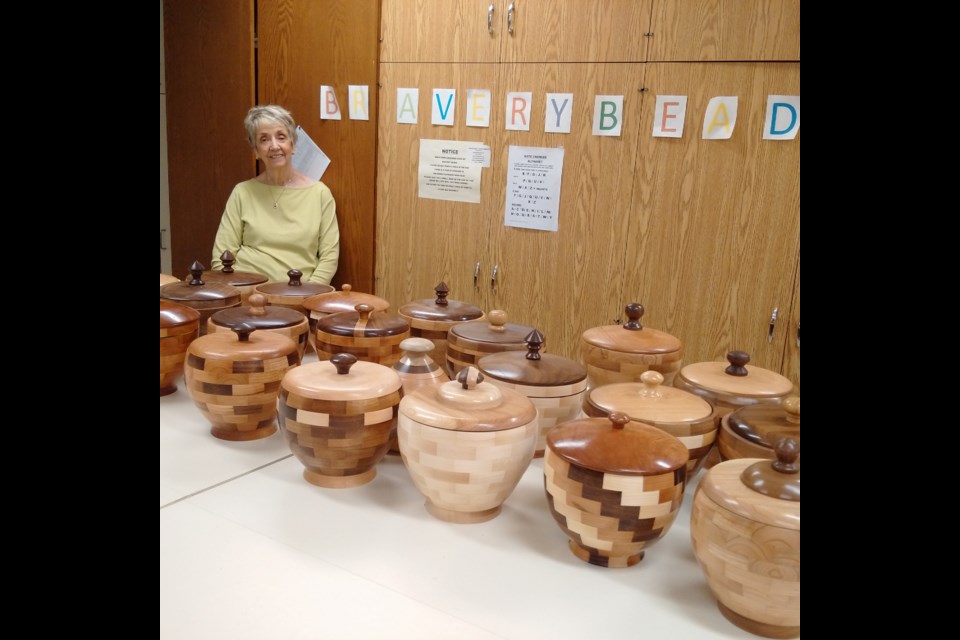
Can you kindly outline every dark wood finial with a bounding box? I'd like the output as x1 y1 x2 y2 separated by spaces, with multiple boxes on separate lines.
286 269 304 286
434 282 450 306
231 322 255 342
188 260 205 285
623 303 644 330
524 329 544 360
331 352 358 375
219 250 236 274
724 350 750 376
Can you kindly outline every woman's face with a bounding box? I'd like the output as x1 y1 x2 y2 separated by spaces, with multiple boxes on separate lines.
254 123 294 170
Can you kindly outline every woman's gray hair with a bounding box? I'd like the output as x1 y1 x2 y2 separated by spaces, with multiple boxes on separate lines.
244 105 299 147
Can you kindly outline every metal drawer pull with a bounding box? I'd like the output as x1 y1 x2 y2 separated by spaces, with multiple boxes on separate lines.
488 4 494 34
768 307 778 343
507 2 514 35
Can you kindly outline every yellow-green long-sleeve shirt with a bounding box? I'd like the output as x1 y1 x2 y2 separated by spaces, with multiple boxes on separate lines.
211 179 340 284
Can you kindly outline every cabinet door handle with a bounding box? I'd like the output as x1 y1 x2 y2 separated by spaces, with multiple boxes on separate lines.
488 3 495 34
491 264 498 287
160 228 168 250
796 321 800 349
768 307 778 343
474 261 481 287
507 2 515 35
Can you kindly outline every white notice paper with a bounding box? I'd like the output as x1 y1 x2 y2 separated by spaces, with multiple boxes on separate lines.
504 145 564 231
418 139 483 203
292 126 331 182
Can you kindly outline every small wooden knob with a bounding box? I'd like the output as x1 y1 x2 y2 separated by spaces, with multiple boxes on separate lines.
248 293 268 316
488 310 507 332
355 303 374 321
724 350 750 376
434 282 449 306
219 250 236 274
188 260 205 285
524 329 544 360
330 352 358 375
231 322 255 342
609 412 631 430
340 284 352 294
741 436 800 501
639 370 663 398
457 366 484 389
771 437 800 473
286 269 304 286
783 396 800 424
623 303 644 331
400 337 435 354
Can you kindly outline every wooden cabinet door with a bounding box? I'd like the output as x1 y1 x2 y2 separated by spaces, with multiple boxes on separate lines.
782 255 800 389
376 63 501 309
481 62 646 360
380 0 501 62
258 0 380 293
499 0 652 63
648 0 801 61
163 0 255 275
622 62 800 372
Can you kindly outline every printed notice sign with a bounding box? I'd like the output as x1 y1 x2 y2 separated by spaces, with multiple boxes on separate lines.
418 139 483 203
504 145 564 231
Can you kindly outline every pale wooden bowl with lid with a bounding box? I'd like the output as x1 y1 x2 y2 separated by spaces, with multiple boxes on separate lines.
207 293 310 361
387 337 448 454
445 309 535 380
690 438 800 638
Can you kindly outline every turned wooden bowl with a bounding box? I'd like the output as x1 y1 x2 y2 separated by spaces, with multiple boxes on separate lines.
278 353 403 488
580 303 683 390
160 300 200 396
674 350 795 418
302 284 390 352
583 370 719 477
208 293 310 361
719 396 800 462
184 324 300 441
477 329 587 458
315 304 410 366
160 273 180 287
445 309 535 380
388 337 448 454
690 438 800 638
196 250 268 303
160 260 242 336
544 413 688 568
398 367 538 523
254 268 335 316
397 282 485 372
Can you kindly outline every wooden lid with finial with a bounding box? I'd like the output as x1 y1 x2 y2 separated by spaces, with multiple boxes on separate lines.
678 351 793 398
210 293 306 330
302 284 390 315
255 269 335 298
161 260 242 305
581 303 682 355
587 370 712 423
398 282 484 325
478 329 587 388
197 250 268 288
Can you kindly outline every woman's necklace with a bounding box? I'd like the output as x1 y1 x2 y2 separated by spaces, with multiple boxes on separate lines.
269 176 293 209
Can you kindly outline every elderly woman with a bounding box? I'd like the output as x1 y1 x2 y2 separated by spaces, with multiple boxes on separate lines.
210 105 340 284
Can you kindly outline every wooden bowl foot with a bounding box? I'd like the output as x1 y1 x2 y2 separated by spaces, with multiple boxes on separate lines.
568 540 643 568
425 502 501 524
533 449 545 459
160 384 177 397
717 602 799 639
303 467 376 488
210 423 277 441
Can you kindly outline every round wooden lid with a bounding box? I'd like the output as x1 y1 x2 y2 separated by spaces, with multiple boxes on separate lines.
160 273 180 287
398 282 483 323
194 251 268 288
449 309 533 345
210 293 305 330
727 396 800 450
302 284 390 315
700 438 800 529
188 323 298 360
547 413 689 476
678 351 793 399
282 352 402 400
478 329 587 387
317 304 409 337
255 269 335 297
161 261 242 304
160 299 200 328
586 371 712 423
399 367 537 432
581 303 681 355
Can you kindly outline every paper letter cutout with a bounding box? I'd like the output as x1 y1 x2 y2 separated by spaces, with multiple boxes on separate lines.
466 89 491 128
320 85 342 120
763 95 800 140
432 89 456 126
653 95 687 138
348 85 369 121
397 88 418 124
592 95 623 136
505 92 532 131
545 93 573 134
702 97 738 139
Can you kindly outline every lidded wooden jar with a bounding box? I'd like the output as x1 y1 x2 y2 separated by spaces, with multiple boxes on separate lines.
583 370 718 476
398 282 485 372
389 337 448 454
254 269 335 316
446 309 535 379
580 303 683 389
477 329 587 458
208 293 309 361
160 273 180 287
160 261 241 335
197 250 268 303
278 353 403 488
719 396 800 462
690 438 800 638
544 413 689 568
673 350 794 418
398 367 538 523
160 300 200 396
302 284 390 352
315 304 410 366
184 324 300 441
